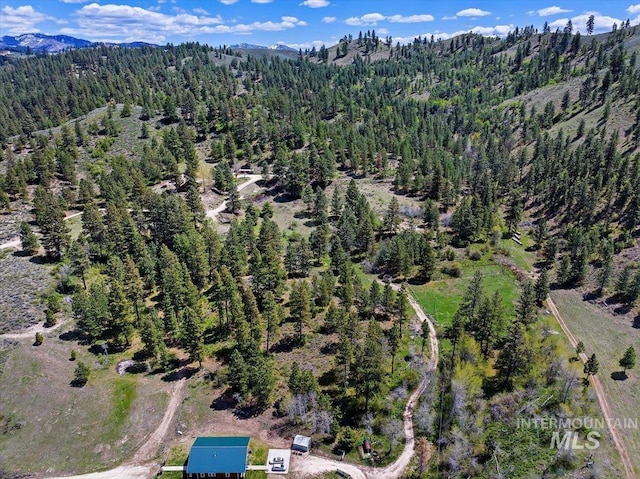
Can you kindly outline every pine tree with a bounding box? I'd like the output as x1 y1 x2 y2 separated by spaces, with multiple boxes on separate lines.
335 329 353 393
108 279 134 347
369 281 381 315
228 349 249 397
290 280 312 344
262 291 280 353
619 347 636 375
82 199 105 257
19 221 39 255
533 220 548 249
395 284 411 335
584 353 599 378
459 270 484 326
534 269 549 306
181 306 205 368
123 255 145 322
496 322 531 389
382 282 396 317
517 281 537 325
616 265 632 299
586 14 595 35
388 321 400 374
420 238 436 281
39 197 70 260
356 321 385 412
383 196 401 234
68 238 91 290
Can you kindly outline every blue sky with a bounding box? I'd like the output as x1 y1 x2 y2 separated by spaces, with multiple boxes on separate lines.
1 1 640 48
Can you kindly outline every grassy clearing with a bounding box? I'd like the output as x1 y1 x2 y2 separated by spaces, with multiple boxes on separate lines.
410 259 520 328
500 232 537 272
156 444 188 479
0 334 170 475
550 289 640 476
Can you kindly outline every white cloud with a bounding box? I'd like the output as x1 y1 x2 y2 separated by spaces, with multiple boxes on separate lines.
443 15 457 20
300 0 330 7
388 14 434 23
534 6 572 16
57 3 306 43
627 4 640 14
322 16 336 23
345 12 385 26
193 7 209 15
345 12 433 26
287 39 332 50
456 8 491 17
548 12 624 34
61 0 90 3
0 5 54 34
219 0 238 4
251 0 273 3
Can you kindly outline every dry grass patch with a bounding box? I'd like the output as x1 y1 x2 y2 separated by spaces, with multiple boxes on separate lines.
0 335 170 476
550 288 640 476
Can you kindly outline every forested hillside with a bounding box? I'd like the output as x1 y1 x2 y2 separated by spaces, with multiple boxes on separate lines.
1 21 639 479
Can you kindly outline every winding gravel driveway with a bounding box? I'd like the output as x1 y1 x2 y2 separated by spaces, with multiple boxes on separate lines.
294 284 439 479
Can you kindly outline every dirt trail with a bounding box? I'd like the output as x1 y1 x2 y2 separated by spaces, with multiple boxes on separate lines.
130 378 186 464
547 296 635 479
0 211 84 251
294 284 439 479
0 318 69 340
0 237 20 250
206 174 263 220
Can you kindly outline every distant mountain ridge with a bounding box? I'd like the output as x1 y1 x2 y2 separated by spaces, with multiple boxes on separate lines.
230 42 297 52
0 33 158 53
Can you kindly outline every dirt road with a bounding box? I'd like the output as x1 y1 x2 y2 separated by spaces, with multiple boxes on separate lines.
547 295 635 479
206 174 263 220
0 318 68 340
293 284 439 479
0 211 84 251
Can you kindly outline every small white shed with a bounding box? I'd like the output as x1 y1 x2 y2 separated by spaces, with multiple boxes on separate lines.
292 434 312 453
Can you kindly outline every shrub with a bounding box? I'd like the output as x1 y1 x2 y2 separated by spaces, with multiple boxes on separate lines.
46 293 62 313
34 332 43 346
72 361 90 387
467 247 482 261
44 309 57 327
443 248 455 261
441 263 462 278
338 426 359 451
70 350 77 361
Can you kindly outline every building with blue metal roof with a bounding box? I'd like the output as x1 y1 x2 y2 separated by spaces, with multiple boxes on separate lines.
185 436 250 478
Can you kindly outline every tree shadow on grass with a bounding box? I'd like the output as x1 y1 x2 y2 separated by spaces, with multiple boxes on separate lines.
70 378 88 388
210 393 236 411
272 334 298 353
59 330 83 342
320 341 337 355
632 315 640 329
161 365 199 382
614 304 633 315
611 371 628 381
